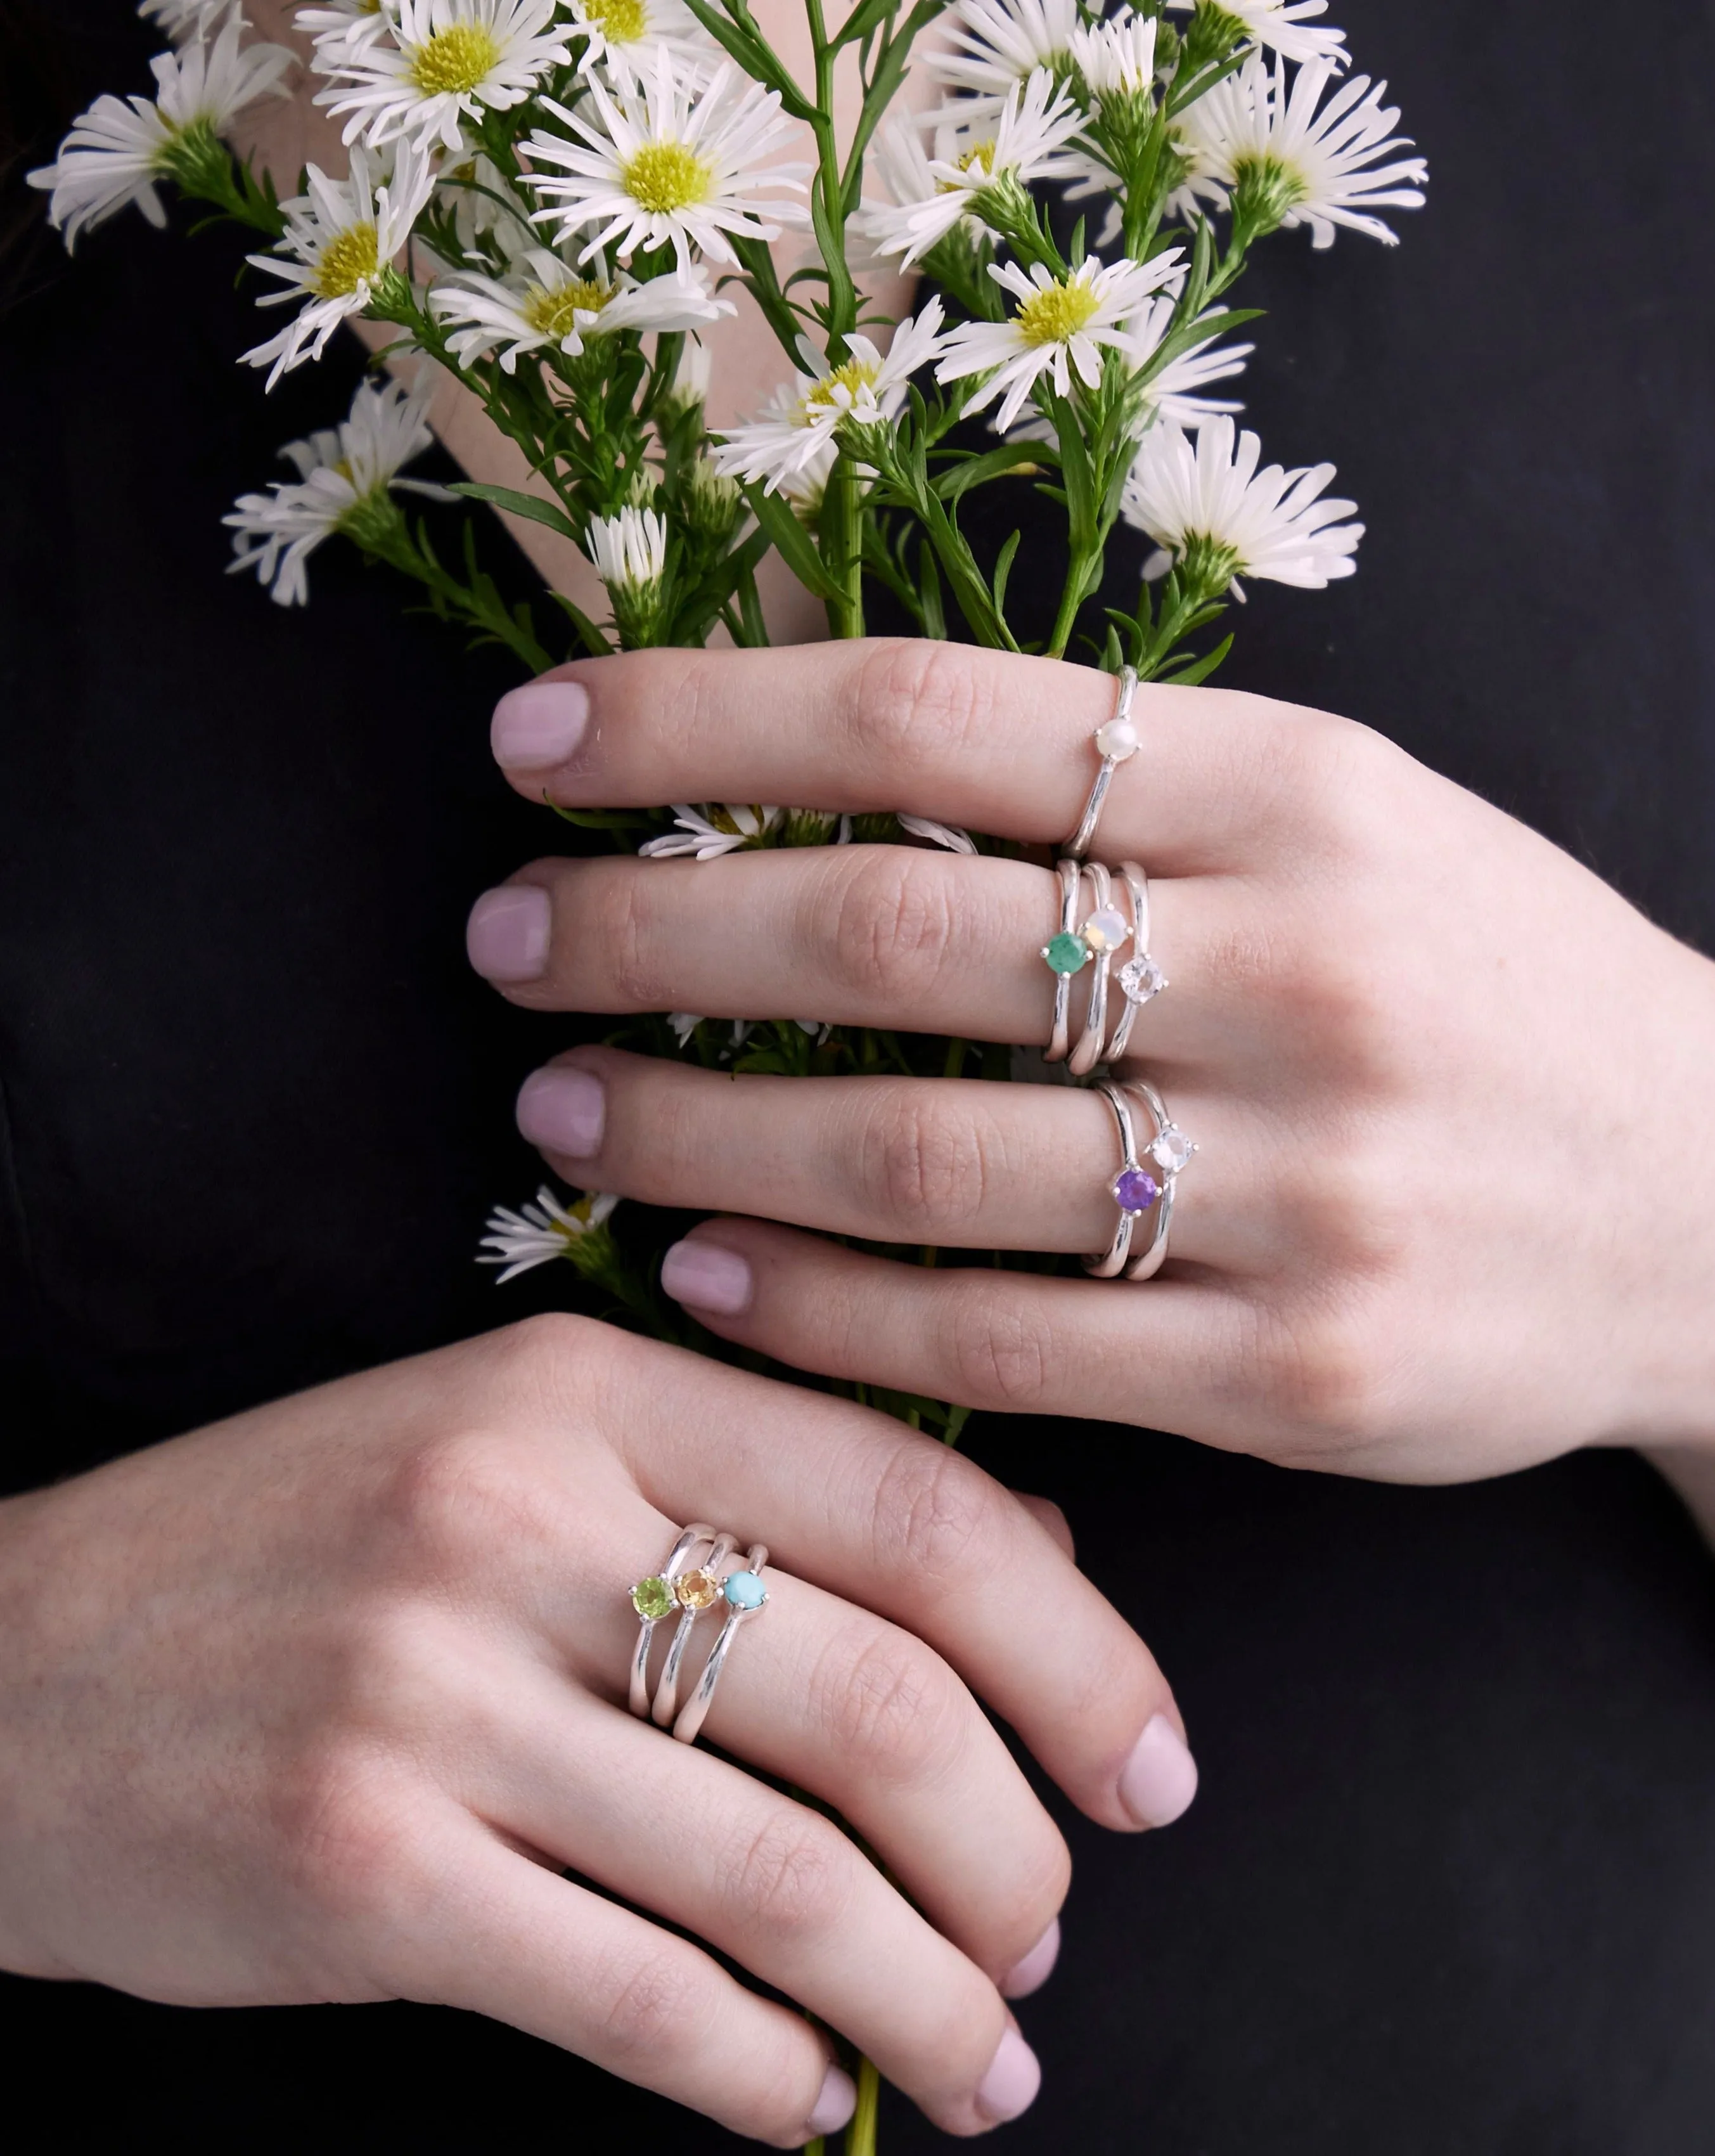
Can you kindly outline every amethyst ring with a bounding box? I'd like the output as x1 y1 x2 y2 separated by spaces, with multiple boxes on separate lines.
1085 1079 1196 1282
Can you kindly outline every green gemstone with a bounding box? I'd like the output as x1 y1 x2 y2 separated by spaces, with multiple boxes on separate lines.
631 1575 674 1621
1043 932 1091 976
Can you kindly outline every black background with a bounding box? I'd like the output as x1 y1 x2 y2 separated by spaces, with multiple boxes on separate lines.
3 3 1715 2150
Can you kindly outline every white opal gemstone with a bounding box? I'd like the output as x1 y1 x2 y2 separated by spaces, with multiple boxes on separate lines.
1095 715 1140 761
1151 1125 1196 1175
1119 952 1166 1004
1082 905 1130 952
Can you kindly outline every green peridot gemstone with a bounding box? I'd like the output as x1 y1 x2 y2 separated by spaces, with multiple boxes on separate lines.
631 1575 675 1621
1043 932 1091 976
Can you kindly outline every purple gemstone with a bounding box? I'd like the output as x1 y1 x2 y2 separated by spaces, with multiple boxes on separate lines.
1113 1168 1160 1215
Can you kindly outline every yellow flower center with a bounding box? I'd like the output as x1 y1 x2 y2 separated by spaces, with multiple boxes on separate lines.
802 356 878 415
312 220 380 298
408 23 503 96
523 277 612 338
622 141 712 214
582 0 649 41
1016 277 1100 347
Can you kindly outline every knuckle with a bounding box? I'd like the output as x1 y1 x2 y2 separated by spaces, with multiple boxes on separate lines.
946 1289 1057 1413
1249 1293 1399 1457
815 1627 970 1787
717 1811 853 1948
593 1949 716 2069
854 1088 990 1239
1283 1135 1416 1279
378 1421 560 1584
846 639 991 783
273 1745 421 1928
824 846 959 1006
589 862 671 1010
870 1438 1006 1590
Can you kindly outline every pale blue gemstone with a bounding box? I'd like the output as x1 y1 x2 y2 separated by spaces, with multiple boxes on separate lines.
724 1570 767 1611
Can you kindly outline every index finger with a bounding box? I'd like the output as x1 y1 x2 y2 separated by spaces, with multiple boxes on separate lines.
588 1325 1198 1836
487 639 1350 875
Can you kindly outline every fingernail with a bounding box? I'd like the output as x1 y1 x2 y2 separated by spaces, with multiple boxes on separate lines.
517 1066 605 1158
660 1239 752 1317
804 2064 856 2139
1119 1712 1199 1829
975 2025 1041 2125
999 1916 1060 2000
466 886 551 984
491 680 590 770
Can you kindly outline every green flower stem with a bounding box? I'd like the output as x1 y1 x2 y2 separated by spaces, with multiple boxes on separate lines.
344 497 555 674
160 122 285 238
822 451 866 639
844 2056 883 2156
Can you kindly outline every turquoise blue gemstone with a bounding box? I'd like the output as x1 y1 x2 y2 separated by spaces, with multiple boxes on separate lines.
724 1570 767 1611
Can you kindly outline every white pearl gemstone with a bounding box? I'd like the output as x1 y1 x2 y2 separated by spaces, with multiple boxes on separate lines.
1150 1125 1196 1175
1081 905 1130 953
1095 716 1140 762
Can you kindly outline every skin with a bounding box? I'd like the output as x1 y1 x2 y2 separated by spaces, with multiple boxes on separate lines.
0 1315 1192 2143
472 640 1715 1492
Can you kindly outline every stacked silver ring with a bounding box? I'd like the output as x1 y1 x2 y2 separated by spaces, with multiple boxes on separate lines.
1042 856 1168 1069
1086 1077 1197 1281
627 1531 771 1744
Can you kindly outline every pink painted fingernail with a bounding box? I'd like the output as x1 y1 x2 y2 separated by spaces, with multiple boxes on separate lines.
517 1066 605 1158
975 2025 1041 2125
466 886 551 983
660 1240 752 1317
1119 1713 1199 1828
491 680 590 770
1000 1916 1060 2000
804 2064 856 2139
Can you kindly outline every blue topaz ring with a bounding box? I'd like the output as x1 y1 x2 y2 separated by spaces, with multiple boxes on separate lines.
672 1544 770 1746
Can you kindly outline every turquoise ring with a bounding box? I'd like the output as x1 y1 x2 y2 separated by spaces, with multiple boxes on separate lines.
672 1542 770 1745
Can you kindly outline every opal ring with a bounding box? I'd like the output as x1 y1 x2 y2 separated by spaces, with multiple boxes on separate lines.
1063 664 1140 860
1085 1079 1197 1281
629 1523 719 1717
651 1531 736 1727
673 1544 770 1746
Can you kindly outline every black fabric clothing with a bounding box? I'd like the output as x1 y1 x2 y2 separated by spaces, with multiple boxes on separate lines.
4 3 1715 2150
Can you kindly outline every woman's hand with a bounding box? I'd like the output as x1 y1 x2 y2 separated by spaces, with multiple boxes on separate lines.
0 1316 1193 2144
472 640 1715 1483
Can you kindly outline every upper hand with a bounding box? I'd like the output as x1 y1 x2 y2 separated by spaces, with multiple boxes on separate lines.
472 640 1715 1482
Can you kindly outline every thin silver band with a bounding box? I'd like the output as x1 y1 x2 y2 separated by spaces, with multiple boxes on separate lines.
1124 1075 1194 1282
1045 856 1084 1064
650 1531 736 1727
1085 1082 1152 1278
1064 665 1138 860
1083 1078 1192 1282
1105 860 1164 1064
629 1523 715 1719
1069 860 1121 1078
672 1544 769 1746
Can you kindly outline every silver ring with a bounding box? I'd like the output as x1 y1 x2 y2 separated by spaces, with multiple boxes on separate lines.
1063 665 1140 860
651 1531 736 1726
672 1544 769 1746
1069 861 1132 1078
1043 857 1087 1064
1105 860 1167 1063
1084 1079 1196 1281
628 1523 716 1717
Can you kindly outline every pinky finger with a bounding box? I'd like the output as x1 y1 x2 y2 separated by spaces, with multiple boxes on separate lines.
407 1821 855 2148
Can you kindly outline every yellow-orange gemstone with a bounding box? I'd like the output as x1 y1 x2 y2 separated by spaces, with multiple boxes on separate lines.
676 1568 719 1610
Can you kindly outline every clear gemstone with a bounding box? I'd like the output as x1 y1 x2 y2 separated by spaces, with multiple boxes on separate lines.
1095 716 1140 761
1151 1125 1195 1174
1112 1168 1159 1215
1119 952 1166 1004
1081 905 1130 953
631 1575 674 1621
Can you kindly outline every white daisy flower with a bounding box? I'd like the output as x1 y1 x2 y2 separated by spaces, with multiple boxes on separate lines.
1166 0 1346 68
241 140 435 388
479 1187 620 1282
639 804 782 859
585 504 667 592
1121 413 1361 595
316 0 573 155
1129 295 1252 425
856 70 1084 268
562 0 719 88
296 0 399 64
28 13 294 248
524 54 809 274
430 249 730 370
1068 9 1157 100
224 377 453 605
935 250 1181 432
897 815 977 855
1178 53 1427 247
925 0 1081 117
711 301 946 495
140 0 242 41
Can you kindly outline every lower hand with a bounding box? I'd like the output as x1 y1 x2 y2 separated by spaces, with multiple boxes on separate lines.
0 1316 1191 2143
473 640 1715 1482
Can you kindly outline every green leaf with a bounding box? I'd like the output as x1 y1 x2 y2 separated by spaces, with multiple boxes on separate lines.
446 481 582 543
992 528 1021 616
548 589 614 658
743 482 845 602
1158 631 1234 687
544 801 656 831
933 439 1059 502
